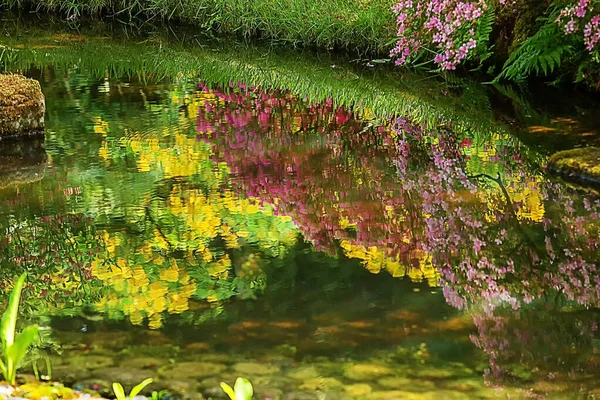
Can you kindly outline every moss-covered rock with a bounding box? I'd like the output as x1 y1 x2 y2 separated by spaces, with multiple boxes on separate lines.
159 361 227 380
0 74 45 138
343 363 392 381
547 147 600 189
344 383 373 396
232 362 280 375
298 377 343 391
287 366 321 381
64 355 114 371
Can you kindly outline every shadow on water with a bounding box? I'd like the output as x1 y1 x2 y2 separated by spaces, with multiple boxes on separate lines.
0 18 600 400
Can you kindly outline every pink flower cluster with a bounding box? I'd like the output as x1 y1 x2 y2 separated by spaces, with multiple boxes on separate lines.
390 0 491 70
557 0 600 51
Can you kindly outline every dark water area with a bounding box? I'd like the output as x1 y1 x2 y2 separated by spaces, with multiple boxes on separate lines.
1 29 600 399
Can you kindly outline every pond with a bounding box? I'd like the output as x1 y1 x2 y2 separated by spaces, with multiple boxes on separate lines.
1 21 600 400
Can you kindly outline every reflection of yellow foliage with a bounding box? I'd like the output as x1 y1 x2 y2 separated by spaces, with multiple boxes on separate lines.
92 249 197 329
93 116 109 136
340 240 439 286
509 178 545 222
126 133 212 177
482 176 545 223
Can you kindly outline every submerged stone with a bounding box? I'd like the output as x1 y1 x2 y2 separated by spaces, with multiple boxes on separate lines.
548 147 600 189
194 353 232 363
344 383 373 396
232 362 280 375
282 391 320 400
161 379 205 400
367 390 423 399
410 366 457 379
73 378 112 397
286 366 321 380
378 377 437 392
0 74 45 138
121 357 166 370
159 361 227 380
419 390 472 400
441 377 484 392
343 364 393 381
298 377 343 391
52 366 92 385
93 367 157 391
66 355 114 370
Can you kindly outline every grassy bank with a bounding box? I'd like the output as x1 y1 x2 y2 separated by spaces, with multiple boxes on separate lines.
2 0 396 55
0 20 499 135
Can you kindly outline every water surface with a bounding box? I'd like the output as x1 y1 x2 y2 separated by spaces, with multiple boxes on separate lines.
1 36 600 400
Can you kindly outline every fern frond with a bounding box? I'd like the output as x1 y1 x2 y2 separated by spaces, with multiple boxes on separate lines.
495 22 574 82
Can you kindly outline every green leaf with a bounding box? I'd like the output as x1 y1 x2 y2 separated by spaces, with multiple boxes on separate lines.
220 382 236 400
129 378 154 398
6 324 39 368
1 273 27 349
113 382 126 400
233 377 253 400
0 360 7 381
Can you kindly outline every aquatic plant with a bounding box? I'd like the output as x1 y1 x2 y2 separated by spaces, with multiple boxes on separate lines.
112 378 153 400
0 273 39 386
221 377 253 400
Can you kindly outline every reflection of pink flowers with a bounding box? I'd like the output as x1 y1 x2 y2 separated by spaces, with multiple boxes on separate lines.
196 83 600 319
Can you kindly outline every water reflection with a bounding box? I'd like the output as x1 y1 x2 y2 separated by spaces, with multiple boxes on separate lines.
0 68 599 397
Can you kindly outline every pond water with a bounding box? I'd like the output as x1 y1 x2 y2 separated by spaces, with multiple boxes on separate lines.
2 24 600 400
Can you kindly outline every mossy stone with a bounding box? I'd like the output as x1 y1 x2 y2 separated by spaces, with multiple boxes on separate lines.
287 366 320 380
159 362 227 380
192 353 232 363
441 378 485 392
120 356 165 370
161 379 205 400
50 365 92 385
378 377 437 392
410 366 456 379
548 147 600 189
419 390 472 400
283 392 320 400
298 377 343 391
344 383 373 396
0 74 45 138
367 391 423 400
232 362 280 375
343 364 393 381
93 367 158 392
66 355 114 370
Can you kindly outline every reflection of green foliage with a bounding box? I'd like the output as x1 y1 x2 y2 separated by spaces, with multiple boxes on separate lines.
0 214 103 315
0 20 502 134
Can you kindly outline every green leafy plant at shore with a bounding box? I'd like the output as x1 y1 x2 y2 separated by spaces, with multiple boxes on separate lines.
112 378 154 400
221 377 253 400
0 273 39 386
496 19 575 82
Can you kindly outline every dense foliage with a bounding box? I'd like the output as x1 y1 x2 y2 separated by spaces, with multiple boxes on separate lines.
391 0 600 86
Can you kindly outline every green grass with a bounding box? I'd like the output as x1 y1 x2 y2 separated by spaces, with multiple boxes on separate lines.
0 21 500 135
3 0 396 55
